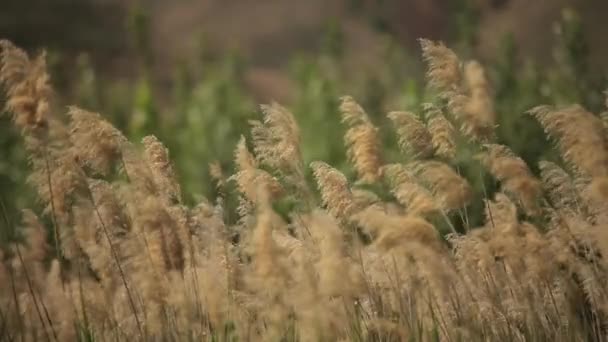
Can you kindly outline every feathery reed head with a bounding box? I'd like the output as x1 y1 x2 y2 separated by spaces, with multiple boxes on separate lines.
251 102 303 174
340 95 382 183
382 163 439 216
388 110 434 159
529 104 608 178
68 106 128 176
353 204 443 252
423 103 457 160
311 161 356 220
419 38 461 93
142 135 181 203
407 160 473 211
479 144 542 215
0 40 51 133
456 60 496 141
232 136 284 203
539 161 580 212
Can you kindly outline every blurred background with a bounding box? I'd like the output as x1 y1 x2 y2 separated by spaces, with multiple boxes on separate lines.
1 0 607 232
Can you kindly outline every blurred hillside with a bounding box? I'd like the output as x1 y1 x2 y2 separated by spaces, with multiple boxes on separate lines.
2 0 607 103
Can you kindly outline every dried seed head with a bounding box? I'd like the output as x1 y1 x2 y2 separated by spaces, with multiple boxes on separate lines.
68 107 128 175
419 38 461 93
382 164 439 216
0 40 51 133
311 161 356 220
455 61 496 141
232 136 284 203
133 196 185 271
308 210 363 297
142 135 181 203
530 105 608 178
539 161 580 212
424 103 457 160
353 205 443 252
388 111 433 159
479 144 542 216
251 102 303 175
408 161 473 211
340 96 382 183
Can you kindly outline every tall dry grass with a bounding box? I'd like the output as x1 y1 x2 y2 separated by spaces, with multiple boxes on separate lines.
2 38 608 342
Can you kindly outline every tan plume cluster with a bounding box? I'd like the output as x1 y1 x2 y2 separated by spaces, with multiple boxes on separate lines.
4 38 608 342
530 105 608 200
479 144 542 215
424 103 457 160
420 39 496 141
539 161 581 212
250 102 302 174
388 110 434 159
142 135 182 203
419 38 461 92
231 136 284 204
407 161 473 211
0 40 51 133
454 61 496 140
382 163 439 216
340 95 382 183
311 161 356 220
353 205 443 252
530 105 608 178
69 107 128 176
250 102 312 203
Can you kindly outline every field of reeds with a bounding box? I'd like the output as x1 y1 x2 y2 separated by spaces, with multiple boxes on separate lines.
2 10 608 341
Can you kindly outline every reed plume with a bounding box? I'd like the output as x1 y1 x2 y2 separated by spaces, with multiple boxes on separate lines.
420 39 495 141
340 95 382 183
479 144 542 215
231 136 284 203
424 103 457 161
310 161 356 221
388 110 434 159
530 105 608 201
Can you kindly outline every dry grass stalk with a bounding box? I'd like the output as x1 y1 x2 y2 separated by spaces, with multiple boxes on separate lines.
530 105 608 201
529 105 608 178
251 102 303 174
539 161 582 213
353 205 443 252
407 160 473 211
250 102 312 203
479 144 542 216
387 110 434 159
0 40 51 134
382 163 440 216
420 39 495 142
68 107 129 176
453 61 496 140
231 136 284 203
310 161 356 221
424 103 457 161
340 95 382 183
419 38 461 93
142 135 182 203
